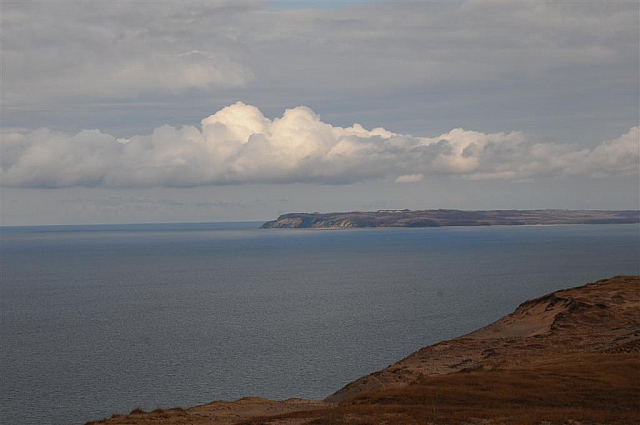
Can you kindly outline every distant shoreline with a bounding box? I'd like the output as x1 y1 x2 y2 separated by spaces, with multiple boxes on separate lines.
261 209 640 229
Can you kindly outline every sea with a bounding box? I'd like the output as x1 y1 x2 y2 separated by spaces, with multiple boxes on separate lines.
1 222 638 425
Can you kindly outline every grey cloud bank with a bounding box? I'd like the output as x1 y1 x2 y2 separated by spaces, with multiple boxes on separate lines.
3 103 638 188
3 1 638 141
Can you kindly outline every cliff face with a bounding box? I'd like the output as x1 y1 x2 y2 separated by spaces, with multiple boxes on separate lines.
261 209 640 229
87 276 640 425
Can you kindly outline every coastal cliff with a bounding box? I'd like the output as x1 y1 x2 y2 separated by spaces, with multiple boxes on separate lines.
87 275 640 424
261 209 640 229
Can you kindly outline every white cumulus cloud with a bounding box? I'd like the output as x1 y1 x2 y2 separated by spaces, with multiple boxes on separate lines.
2 103 638 188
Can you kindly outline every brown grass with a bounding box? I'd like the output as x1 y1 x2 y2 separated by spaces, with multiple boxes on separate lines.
243 353 640 424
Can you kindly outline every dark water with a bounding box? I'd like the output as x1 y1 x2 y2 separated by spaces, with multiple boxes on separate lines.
1 223 638 425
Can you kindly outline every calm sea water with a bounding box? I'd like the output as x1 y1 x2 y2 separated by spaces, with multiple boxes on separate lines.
1 223 638 425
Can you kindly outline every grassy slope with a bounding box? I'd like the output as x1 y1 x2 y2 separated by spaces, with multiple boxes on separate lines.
246 354 638 424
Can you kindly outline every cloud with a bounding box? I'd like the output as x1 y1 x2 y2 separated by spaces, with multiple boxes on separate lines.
2 103 638 189
395 174 423 183
2 1 255 105
4 1 637 109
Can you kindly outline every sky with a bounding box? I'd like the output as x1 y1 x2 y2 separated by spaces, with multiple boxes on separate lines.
2 0 639 225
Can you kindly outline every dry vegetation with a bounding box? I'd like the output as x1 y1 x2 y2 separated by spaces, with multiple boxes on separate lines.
89 276 640 425
257 354 638 424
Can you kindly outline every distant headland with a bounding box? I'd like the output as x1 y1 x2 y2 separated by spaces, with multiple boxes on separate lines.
261 209 640 229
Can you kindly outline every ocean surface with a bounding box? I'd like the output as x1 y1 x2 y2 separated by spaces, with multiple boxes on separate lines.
1 222 638 425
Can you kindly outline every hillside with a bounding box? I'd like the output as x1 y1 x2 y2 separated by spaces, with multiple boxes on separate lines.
87 275 640 424
260 209 640 229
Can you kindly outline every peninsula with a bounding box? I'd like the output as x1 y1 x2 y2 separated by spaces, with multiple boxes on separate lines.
261 209 640 228
87 275 640 424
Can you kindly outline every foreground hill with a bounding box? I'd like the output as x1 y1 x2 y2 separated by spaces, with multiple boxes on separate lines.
88 276 640 424
260 209 640 228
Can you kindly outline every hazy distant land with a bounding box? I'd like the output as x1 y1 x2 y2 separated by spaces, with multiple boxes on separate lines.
261 209 640 229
